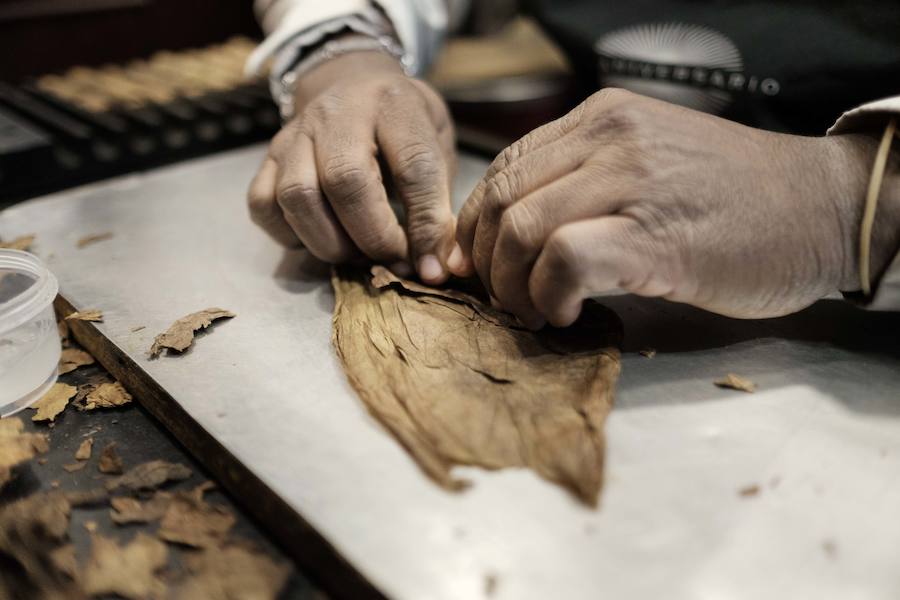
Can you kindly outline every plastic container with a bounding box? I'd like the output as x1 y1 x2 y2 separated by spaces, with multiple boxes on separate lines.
0 249 60 417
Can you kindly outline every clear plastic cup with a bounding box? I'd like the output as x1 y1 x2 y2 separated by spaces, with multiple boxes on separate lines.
0 249 60 417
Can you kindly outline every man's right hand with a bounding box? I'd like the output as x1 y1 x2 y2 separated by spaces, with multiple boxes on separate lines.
248 48 457 284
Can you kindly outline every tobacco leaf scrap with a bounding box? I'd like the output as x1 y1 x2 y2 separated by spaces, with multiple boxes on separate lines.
59 348 95 375
106 460 192 492
149 308 236 357
715 373 756 393
0 491 81 600
173 544 291 600
98 442 124 474
57 319 70 347
110 492 173 525
66 309 103 322
79 381 132 410
332 266 622 506
76 232 114 248
63 462 87 473
82 533 167 600
0 234 35 251
31 383 77 422
158 482 234 548
74 437 93 460
0 418 49 489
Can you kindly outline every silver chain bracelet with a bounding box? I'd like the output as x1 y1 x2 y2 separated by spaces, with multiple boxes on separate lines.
277 35 410 122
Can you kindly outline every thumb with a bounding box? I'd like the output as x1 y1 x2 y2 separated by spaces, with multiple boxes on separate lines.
529 216 669 327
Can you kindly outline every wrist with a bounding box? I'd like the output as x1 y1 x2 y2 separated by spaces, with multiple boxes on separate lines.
288 34 406 117
826 133 900 291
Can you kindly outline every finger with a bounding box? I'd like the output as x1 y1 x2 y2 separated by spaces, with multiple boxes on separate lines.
247 155 302 247
274 132 357 263
377 103 454 284
314 121 408 263
471 137 589 297
529 216 663 327
489 172 624 328
453 104 586 275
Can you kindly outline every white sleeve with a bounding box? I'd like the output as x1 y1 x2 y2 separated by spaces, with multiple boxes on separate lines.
247 0 470 77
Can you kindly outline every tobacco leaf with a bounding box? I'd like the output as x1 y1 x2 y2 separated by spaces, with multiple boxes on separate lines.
57 320 70 347
76 232 113 248
106 460 192 492
0 418 49 490
149 308 236 357
49 544 78 581
74 437 93 461
332 266 622 506
110 492 173 525
715 373 756 393
82 533 167 600
79 382 132 410
31 383 77 422
0 234 35 251
59 348 95 375
65 309 103 322
98 442 124 474
173 543 291 600
0 491 82 600
158 482 235 548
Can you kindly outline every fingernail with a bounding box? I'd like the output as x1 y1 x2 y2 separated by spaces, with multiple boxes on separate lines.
389 261 412 277
418 254 444 283
447 243 464 272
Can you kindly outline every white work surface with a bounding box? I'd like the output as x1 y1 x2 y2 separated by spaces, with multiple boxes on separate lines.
3 145 900 600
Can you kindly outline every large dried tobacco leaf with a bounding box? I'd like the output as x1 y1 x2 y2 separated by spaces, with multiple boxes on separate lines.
331 266 622 506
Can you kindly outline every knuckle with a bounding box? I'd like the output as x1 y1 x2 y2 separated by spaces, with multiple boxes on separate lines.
484 170 518 213
394 143 441 191
276 181 321 214
499 204 542 253
586 87 631 109
545 229 584 281
322 160 372 203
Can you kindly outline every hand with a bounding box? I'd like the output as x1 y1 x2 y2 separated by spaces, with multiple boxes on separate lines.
449 88 900 327
248 47 457 284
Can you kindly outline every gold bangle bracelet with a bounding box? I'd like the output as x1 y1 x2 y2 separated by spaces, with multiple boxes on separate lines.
859 116 897 296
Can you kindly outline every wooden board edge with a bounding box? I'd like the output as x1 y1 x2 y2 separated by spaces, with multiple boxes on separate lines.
55 295 388 600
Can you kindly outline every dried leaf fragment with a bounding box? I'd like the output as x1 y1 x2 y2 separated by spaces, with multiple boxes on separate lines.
82 533 167 600
63 462 87 473
0 234 35 250
332 266 622 506
98 442 124 474
0 417 49 489
0 491 78 598
158 482 235 548
76 231 113 248
66 309 103 322
31 383 77 422
173 544 291 600
75 437 93 460
81 382 132 410
57 319 70 347
738 483 761 497
106 460 191 492
110 492 172 525
715 373 756 393
639 348 657 358
59 348 95 375
149 308 236 357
